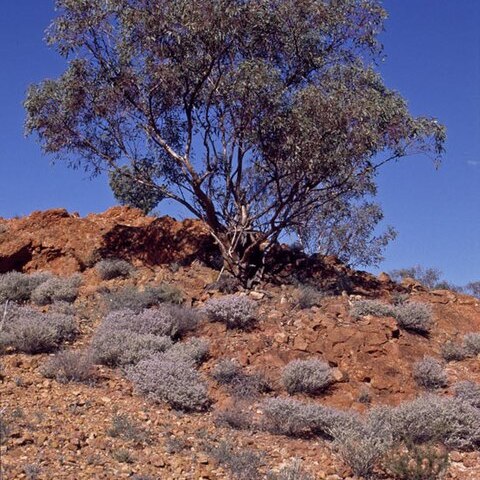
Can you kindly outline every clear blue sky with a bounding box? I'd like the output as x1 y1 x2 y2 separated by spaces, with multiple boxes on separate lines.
0 1 478 285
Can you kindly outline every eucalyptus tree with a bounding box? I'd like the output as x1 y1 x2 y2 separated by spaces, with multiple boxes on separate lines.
25 0 445 284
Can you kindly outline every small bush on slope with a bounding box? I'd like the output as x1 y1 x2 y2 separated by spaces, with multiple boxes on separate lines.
127 353 209 411
0 271 52 303
103 284 184 312
350 299 432 334
390 395 480 450
454 381 480 409
463 332 480 356
31 274 82 305
413 357 448 390
440 341 467 362
98 307 199 340
203 295 257 329
282 359 333 395
0 306 76 354
41 350 95 383
212 359 269 398
95 258 134 280
90 330 173 367
266 459 313 480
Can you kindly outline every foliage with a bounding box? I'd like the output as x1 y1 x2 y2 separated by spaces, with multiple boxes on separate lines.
103 284 184 312
389 266 443 289
350 299 395 319
0 306 77 354
167 337 210 365
266 459 313 480
281 359 333 395
99 307 198 340
25 0 445 283
293 285 324 310
109 164 164 214
95 258 134 280
412 357 448 390
107 413 149 443
351 299 432 334
454 381 480 409
90 329 172 367
207 441 263 480
41 350 95 383
463 332 480 356
30 274 81 305
0 271 52 303
212 358 269 398
214 405 252 431
384 442 449 480
394 302 433 334
127 353 210 411
203 295 257 329
440 341 467 362
297 201 397 268
390 395 480 450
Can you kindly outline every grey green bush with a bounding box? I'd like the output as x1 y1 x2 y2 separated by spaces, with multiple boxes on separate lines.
463 332 480 356
95 258 134 280
0 306 77 354
351 299 432 334
127 353 209 411
203 295 257 329
440 340 467 362
266 459 313 480
31 274 81 305
41 350 95 383
412 357 448 390
0 271 52 303
282 359 333 395
454 381 480 409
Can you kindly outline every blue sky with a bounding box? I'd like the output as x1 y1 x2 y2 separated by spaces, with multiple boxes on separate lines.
0 1 478 285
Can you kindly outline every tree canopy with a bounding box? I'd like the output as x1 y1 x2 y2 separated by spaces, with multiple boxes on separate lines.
25 0 445 283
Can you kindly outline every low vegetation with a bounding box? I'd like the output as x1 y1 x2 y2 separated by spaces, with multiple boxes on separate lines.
41 350 95 383
412 357 448 390
351 299 432 334
203 295 258 329
282 359 333 395
95 258 135 280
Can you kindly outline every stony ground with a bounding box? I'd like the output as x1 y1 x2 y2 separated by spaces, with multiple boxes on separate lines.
1 208 480 479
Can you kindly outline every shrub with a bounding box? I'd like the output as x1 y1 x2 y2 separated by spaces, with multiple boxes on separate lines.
390 395 480 450
440 341 467 362
31 274 82 305
214 405 252 430
212 359 269 398
167 337 210 365
454 381 480 409
413 357 448 390
294 286 324 309
41 350 95 383
266 459 313 480
463 332 480 356
0 271 52 303
0 412 10 445
95 258 134 280
90 330 172 367
260 397 354 439
99 306 198 340
384 443 449 480
282 359 333 395
394 302 432 334
331 407 394 479
208 441 263 480
127 354 209 411
350 299 395 319
208 274 241 294
0 306 77 354
112 448 135 464
107 414 149 443
104 284 184 312
203 295 257 329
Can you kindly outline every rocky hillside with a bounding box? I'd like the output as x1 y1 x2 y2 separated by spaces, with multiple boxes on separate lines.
0 208 479 480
